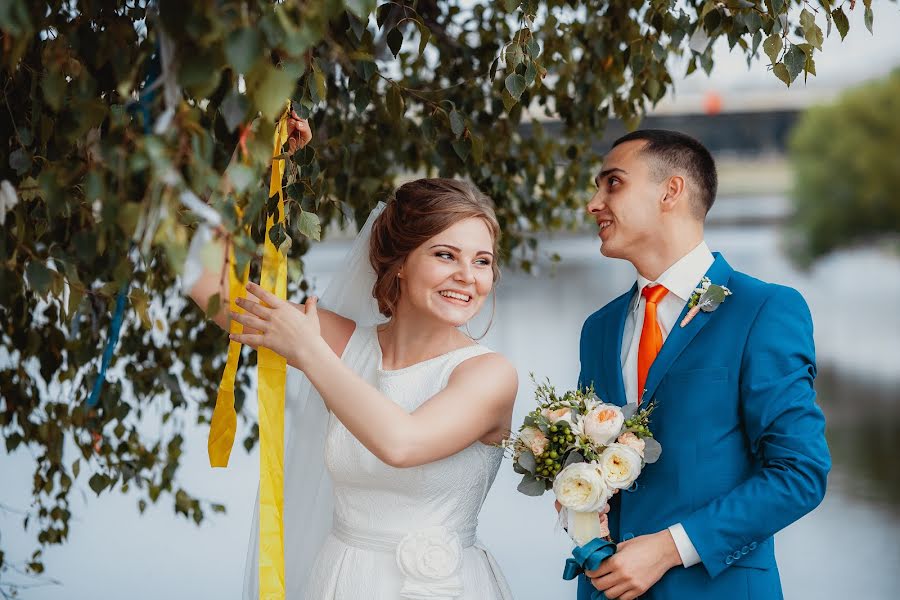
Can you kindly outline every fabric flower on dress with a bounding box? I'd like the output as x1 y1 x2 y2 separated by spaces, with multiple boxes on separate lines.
396 525 464 599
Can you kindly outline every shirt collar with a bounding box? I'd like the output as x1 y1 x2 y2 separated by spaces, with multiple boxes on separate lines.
633 241 715 311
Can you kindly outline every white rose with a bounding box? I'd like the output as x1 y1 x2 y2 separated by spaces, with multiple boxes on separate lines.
583 404 625 446
553 462 612 512
599 443 644 490
396 526 464 598
519 426 549 457
616 431 646 457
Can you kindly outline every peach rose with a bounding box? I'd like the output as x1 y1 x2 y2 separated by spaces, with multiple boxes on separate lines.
519 426 549 457
616 431 646 457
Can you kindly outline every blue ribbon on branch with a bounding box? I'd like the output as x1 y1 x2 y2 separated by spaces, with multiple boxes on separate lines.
86 41 162 408
86 284 129 408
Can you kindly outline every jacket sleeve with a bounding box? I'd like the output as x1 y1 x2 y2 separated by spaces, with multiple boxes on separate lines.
680 285 831 578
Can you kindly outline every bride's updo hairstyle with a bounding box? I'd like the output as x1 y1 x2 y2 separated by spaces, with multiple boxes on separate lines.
369 178 501 318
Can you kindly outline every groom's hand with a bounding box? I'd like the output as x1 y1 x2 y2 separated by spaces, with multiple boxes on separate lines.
585 530 682 600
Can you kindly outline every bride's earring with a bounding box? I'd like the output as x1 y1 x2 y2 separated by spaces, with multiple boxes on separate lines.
465 290 496 341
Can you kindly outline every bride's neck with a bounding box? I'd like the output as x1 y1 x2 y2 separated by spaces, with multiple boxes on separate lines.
377 312 467 370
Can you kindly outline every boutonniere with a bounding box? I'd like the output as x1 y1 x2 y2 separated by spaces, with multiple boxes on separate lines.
680 277 732 328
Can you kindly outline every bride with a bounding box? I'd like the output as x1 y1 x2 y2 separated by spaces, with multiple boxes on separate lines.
188 120 516 599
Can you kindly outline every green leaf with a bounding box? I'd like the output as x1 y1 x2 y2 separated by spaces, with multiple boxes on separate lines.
225 28 262 74
344 0 377 19
307 68 328 105
268 222 287 249
386 85 405 120
800 9 824 50
832 8 849 40
471 135 484 163
130 288 151 328
784 43 805 80
517 473 546 496
525 62 537 86
226 163 256 193
763 34 782 65
504 44 524 69
503 0 520 11
773 62 791 85
9 147 31 175
72 459 80 480
449 110 465 137
255 63 302 120
864 7 874 34
387 27 403 58
42 71 65 112
354 88 371 113
206 293 221 319
562 450 585 468
518 449 537 474
505 73 526 99
25 261 51 296
296 210 321 241
643 438 662 463
451 138 471 162
88 473 109 496
178 52 222 98
414 21 430 56
220 90 249 133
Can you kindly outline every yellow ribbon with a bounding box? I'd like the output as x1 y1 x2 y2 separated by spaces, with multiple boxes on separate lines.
208 104 291 600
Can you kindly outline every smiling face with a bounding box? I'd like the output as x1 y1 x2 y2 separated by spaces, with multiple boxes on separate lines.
586 140 668 261
395 217 496 327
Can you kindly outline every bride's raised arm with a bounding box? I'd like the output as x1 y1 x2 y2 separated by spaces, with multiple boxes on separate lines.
230 282 518 468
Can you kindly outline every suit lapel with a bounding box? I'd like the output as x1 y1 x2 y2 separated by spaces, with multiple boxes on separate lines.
604 283 635 407
641 253 734 403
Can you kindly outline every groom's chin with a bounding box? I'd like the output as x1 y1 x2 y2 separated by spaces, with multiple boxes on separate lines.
599 242 621 259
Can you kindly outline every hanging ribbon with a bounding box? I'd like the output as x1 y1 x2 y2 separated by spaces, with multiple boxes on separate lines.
256 106 290 600
86 41 161 408
85 283 128 408
561 538 618 600
207 103 291 600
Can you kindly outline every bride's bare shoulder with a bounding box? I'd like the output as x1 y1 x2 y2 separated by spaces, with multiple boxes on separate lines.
318 308 357 356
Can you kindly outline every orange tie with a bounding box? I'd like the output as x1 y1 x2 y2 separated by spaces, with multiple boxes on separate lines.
637 284 669 403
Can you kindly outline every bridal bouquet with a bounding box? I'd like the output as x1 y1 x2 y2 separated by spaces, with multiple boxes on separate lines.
504 379 661 546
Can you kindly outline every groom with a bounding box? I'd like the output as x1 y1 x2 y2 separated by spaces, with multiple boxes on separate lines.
576 130 830 600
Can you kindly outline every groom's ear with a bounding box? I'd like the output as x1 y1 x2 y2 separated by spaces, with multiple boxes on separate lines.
660 174 686 213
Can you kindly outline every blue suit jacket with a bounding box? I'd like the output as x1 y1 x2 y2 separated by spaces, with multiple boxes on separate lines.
576 253 830 600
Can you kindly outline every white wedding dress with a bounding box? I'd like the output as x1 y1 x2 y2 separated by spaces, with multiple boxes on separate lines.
301 324 514 599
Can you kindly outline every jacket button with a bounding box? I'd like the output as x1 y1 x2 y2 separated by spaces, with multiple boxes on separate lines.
622 532 635 541
741 546 749 555
749 542 757 550
725 555 734 565
732 551 742 560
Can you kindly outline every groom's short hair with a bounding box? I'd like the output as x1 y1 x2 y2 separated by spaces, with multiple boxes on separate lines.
611 129 717 219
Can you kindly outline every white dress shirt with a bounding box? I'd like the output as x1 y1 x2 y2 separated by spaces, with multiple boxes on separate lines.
620 240 714 568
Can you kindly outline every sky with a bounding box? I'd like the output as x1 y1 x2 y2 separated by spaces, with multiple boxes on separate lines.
655 0 900 112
